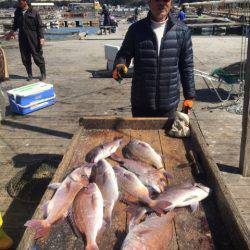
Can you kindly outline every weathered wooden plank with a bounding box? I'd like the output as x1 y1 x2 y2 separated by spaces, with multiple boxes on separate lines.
159 133 219 249
80 116 172 130
158 130 187 181
129 130 178 250
32 129 130 250
234 199 250 211
229 186 250 199
222 173 250 186
240 40 250 177
190 117 250 249
17 128 82 250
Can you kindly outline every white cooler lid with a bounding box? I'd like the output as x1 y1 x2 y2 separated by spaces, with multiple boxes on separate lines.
7 82 54 98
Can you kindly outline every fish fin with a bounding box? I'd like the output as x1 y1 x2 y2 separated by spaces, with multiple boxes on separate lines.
110 153 124 163
150 200 172 215
24 220 51 239
163 171 174 179
67 207 82 238
66 182 71 192
86 242 99 250
120 196 139 207
101 171 109 185
103 216 111 228
40 201 51 218
190 201 199 213
124 172 134 181
129 207 148 231
48 183 61 190
183 195 198 202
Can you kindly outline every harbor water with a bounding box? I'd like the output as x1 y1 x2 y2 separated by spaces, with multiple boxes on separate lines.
44 26 99 40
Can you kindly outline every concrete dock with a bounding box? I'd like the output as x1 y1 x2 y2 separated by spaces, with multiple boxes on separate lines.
0 21 249 248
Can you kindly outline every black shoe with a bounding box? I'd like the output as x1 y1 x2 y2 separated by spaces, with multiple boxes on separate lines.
27 74 33 81
39 73 46 81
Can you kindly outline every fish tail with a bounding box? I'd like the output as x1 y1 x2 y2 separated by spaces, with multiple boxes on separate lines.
24 219 51 239
103 216 111 228
86 242 99 250
150 199 172 214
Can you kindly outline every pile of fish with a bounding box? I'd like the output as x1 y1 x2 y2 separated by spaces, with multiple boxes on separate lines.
24 138 210 250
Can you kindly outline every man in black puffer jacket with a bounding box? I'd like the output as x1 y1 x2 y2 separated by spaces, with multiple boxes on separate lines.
113 0 195 117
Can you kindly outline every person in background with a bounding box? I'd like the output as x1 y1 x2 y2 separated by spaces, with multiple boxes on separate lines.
113 0 195 117
178 5 186 21
101 4 111 26
134 7 140 22
6 0 46 81
0 213 13 250
197 7 204 16
0 46 9 81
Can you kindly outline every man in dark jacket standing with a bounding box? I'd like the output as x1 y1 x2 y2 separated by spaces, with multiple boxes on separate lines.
113 0 195 117
6 0 46 81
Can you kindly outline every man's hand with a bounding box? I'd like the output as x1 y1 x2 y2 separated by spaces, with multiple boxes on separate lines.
113 64 128 83
182 99 193 114
5 31 15 40
40 38 45 46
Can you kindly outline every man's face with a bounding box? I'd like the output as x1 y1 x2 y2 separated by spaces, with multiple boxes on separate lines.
18 0 28 9
150 0 172 21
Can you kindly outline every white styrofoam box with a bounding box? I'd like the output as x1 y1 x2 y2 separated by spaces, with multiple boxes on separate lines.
104 44 120 61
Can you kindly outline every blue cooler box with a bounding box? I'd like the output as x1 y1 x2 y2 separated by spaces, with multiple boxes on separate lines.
7 82 56 115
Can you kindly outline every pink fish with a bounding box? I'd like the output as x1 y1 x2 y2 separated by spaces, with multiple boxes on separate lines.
157 182 210 212
111 154 169 193
122 211 175 250
113 165 171 214
123 139 164 170
24 164 92 239
86 138 122 163
72 183 103 250
92 159 119 227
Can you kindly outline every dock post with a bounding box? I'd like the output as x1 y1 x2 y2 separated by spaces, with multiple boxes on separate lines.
239 37 250 177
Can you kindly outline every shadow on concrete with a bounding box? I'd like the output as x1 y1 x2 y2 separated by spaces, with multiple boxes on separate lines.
9 74 27 80
87 69 133 79
109 105 131 113
87 69 113 78
195 88 234 103
217 163 240 174
12 153 63 169
1 120 73 139
3 154 62 249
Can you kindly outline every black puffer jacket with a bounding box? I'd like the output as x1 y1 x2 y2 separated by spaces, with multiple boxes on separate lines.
114 13 195 113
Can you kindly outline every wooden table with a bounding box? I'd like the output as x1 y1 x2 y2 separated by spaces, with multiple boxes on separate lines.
17 117 248 249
